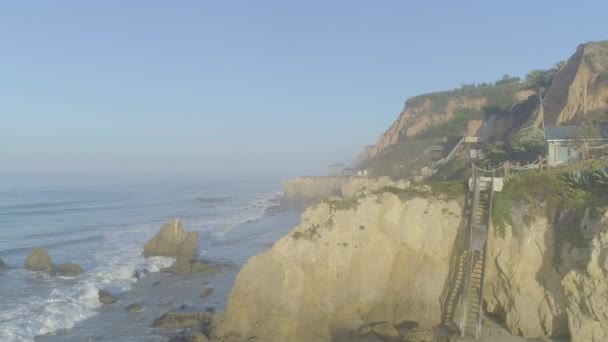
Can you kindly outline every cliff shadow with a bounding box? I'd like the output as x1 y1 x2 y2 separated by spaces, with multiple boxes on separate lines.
439 194 471 325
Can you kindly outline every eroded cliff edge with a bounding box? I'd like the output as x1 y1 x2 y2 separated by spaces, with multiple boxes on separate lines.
213 174 608 341
214 184 465 341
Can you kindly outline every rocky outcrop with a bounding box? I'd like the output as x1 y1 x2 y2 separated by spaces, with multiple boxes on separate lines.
152 311 212 330
24 247 55 273
144 219 199 260
283 176 409 207
213 190 463 341
163 259 233 275
544 41 608 125
98 289 117 304
56 263 83 276
562 212 608 342
125 303 142 314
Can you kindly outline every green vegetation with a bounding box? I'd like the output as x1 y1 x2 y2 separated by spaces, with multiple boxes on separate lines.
495 74 521 86
419 108 482 138
509 127 545 154
373 181 465 201
319 181 466 212
491 169 608 239
321 195 363 211
291 224 321 241
360 139 432 179
431 159 469 181
405 82 522 117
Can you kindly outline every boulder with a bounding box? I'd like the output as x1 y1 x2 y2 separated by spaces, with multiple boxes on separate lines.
164 258 211 275
199 287 213 299
24 247 55 273
152 311 212 330
0 258 6 270
372 322 400 341
56 263 83 276
143 220 199 260
168 332 210 342
98 289 117 304
125 303 142 314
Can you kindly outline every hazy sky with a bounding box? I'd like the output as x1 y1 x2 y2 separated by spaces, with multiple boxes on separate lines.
1 1 607 179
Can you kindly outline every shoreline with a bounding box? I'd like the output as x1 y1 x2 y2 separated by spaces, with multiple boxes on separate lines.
34 206 302 341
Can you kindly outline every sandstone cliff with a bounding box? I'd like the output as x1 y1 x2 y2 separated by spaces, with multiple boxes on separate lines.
356 40 608 166
562 212 608 342
213 187 464 341
483 205 589 338
215 173 608 341
544 41 608 125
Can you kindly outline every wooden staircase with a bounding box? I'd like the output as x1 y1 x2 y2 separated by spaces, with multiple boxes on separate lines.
459 175 493 340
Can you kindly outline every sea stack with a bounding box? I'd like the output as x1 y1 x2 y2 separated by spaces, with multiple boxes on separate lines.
24 247 55 274
143 219 199 260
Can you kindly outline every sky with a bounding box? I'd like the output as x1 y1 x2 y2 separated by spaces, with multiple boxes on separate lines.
1 0 607 180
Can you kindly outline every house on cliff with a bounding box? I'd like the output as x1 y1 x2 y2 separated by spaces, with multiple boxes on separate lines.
546 124 608 166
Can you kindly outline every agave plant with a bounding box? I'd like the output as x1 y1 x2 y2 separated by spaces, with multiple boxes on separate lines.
562 169 594 189
592 168 608 187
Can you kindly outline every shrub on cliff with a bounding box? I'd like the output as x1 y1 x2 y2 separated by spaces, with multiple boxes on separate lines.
509 126 546 160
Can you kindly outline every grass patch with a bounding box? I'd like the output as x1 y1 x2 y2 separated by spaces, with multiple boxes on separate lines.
372 181 465 201
431 159 470 181
491 170 608 239
360 139 432 179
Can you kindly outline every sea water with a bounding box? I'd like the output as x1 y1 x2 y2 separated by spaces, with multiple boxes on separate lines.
0 176 298 341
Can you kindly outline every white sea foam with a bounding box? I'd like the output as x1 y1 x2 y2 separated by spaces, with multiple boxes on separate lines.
0 188 281 341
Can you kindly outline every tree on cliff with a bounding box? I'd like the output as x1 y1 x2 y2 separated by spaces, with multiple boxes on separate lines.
495 74 520 85
524 66 561 136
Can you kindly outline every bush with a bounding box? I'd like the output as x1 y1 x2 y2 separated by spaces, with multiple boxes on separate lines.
509 126 545 155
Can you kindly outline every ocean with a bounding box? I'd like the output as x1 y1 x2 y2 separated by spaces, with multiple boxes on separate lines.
0 176 301 341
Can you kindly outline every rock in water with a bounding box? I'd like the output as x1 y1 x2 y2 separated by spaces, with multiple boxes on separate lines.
125 303 142 314
188 332 210 342
199 287 213 299
98 289 117 304
152 311 212 330
24 247 55 273
168 332 210 342
0 258 6 270
56 263 83 276
164 258 210 275
143 220 199 259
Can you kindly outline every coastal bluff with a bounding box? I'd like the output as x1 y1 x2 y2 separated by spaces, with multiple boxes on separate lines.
213 185 464 341
283 176 409 207
213 179 608 341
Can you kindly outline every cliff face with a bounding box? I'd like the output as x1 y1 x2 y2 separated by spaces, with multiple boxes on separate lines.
562 212 608 342
216 179 607 341
483 205 590 338
544 42 608 125
356 40 608 166
213 191 463 341
358 95 490 163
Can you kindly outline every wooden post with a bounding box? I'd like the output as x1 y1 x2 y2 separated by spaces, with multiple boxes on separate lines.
504 161 510 179
582 142 588 161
